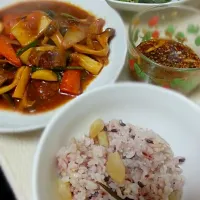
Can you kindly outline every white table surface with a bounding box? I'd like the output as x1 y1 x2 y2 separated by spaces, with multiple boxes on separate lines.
1 2 200 200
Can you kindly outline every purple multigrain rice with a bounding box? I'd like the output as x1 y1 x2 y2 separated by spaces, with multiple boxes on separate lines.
56 119 185 200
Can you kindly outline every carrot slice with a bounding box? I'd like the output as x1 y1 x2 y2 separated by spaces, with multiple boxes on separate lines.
60 70 81 95
0 35 22 67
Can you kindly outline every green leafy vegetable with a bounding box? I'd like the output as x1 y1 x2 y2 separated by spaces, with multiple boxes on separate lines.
17 40 39 57
45 10 56 19
54 72 62 82
32 66 84 73
31 66 42 73
60 13 79 21
51 66 84 71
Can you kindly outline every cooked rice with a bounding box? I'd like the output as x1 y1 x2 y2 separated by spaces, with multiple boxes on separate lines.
56 119 185 200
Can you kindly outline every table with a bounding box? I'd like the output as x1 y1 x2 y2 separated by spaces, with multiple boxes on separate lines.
1 2 200 200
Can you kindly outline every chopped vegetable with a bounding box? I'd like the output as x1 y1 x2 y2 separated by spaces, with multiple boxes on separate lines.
106 152 125 184
32 69 58 81
17 40 39 57
41 36 49 45
3 14 21 37
45 21 59 37
60 70 81 95
89 119 104 139
73 44 109 57
88 18 105 35
71 53 103 75
35 45 56 52
20 48 33 65
2 94 15 107
0 3 115 114
60 13 79 21
18 88 35 110
52 66 84 71
0 35 22 67
31 66 42 73
50 31 64 50
168 191 182 200
96 28 115 48
62 28 86 50
0 22 4 34
11 14 52 46
55 71 62 82
58 181 72 200
45 10 56 19
13 67 31 99
98 131 109 147
0 67 24 95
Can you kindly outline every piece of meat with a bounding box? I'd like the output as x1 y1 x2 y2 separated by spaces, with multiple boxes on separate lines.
30 80 59 100
0 68 15 86
30 49 67 69
38 50 66 69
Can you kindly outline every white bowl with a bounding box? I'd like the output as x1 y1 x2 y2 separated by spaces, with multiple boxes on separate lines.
33 83 200 200
106 0 188 12
0 0 127 134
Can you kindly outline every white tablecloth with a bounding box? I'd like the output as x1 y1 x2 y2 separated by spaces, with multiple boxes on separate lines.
1 2 200 200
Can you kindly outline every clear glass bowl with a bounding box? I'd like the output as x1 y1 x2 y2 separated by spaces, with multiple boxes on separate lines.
128 5 200 95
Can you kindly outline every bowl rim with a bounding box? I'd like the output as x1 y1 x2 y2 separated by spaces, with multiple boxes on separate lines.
32 82 200 200
107 0 188 6
0 0 127 134
128 4 200 72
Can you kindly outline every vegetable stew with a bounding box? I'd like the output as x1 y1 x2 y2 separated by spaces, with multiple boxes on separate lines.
0 1 115 114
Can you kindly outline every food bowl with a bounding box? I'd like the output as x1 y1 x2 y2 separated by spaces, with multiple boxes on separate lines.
0 0 127 133
106 0 187 12
33 83 200 200
128 5 200 95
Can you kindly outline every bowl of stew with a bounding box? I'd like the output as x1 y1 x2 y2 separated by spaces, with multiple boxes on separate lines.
0 0 127 133
128 5 200 95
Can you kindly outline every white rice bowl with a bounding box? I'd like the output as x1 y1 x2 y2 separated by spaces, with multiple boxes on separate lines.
56 119 185 200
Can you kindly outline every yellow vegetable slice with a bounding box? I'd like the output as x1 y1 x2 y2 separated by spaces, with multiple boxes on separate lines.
98 131 109 147
73 44 109 57
31 70 58 81
35 45 56 52
106 152 125 184
18 89 35 111
13 67 31 99
89 119 105 139
0 67 25 95
58 181 72 200
71 53 103 75
51 31 64 50
169 191 182 200
12 15 52 46
20 48 33 65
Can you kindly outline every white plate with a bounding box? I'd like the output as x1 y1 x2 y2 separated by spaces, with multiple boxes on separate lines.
33 83 200 200
106 0 188 12
0 0 127 134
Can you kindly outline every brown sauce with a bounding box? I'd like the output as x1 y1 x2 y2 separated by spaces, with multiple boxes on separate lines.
0 1 110 114
137 39 200 68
